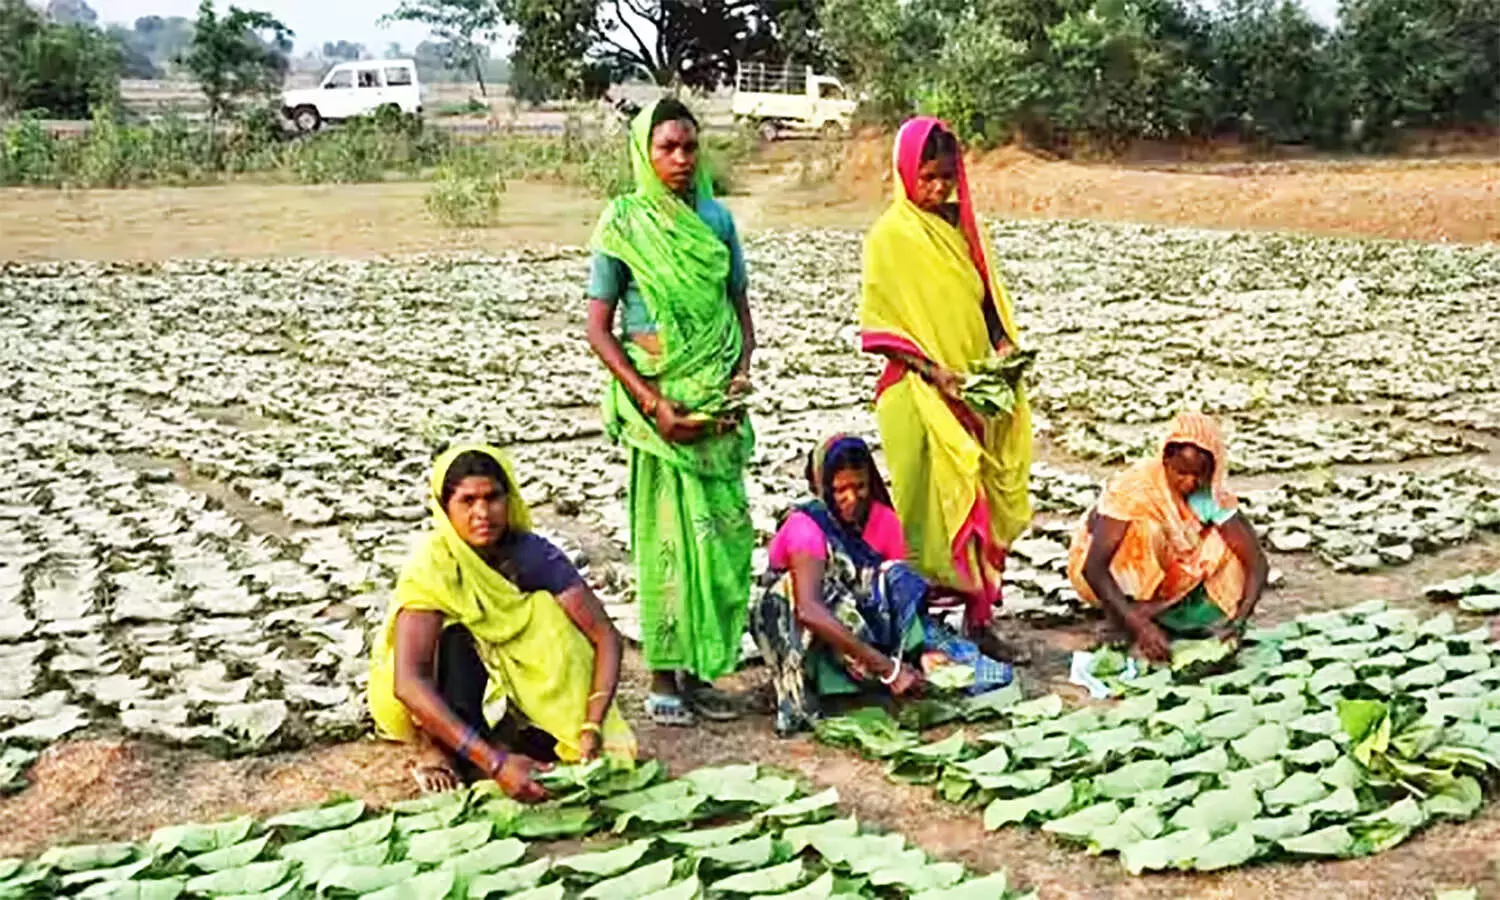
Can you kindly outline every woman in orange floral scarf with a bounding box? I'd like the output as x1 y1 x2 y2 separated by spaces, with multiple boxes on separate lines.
1067 411 1270 662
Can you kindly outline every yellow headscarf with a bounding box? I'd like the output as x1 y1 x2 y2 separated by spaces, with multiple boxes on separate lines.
368 444 636 762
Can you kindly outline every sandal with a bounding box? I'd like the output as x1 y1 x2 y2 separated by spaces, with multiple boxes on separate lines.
686 685 741 722
407 758 461 794
406 732 463 793
645 693 697 727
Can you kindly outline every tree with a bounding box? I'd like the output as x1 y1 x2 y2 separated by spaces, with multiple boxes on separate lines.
45 0 96 25
179 0 293 123
0 0 120 116
763 0 830 69
820 0 934 122
1341 0 1499 141
1208 0 1349 145
121 15 195 74
501 0 827 99
381 0 504 96
321 40 366 61
1040 0 1215 150
503 0 596 100
917 6 1052 144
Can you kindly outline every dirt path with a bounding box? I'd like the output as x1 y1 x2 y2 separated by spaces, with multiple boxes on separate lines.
837 140 1500 244
3 144 1496 264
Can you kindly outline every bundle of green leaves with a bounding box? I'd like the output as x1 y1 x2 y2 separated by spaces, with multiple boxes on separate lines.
960 350 1039 417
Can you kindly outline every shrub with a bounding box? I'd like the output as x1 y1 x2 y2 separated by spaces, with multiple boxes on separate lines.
1 116 58 185
425 164 506 228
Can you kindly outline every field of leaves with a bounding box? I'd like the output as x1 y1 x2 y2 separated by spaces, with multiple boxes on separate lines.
0 220 1495 783
0 761 1035 898
817 601 1500 875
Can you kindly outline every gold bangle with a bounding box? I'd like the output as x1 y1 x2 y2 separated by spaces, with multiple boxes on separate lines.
588 692 609 704
579 722 603 736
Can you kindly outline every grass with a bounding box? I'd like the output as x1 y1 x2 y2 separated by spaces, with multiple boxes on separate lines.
0 108 755 202
434 98 491 118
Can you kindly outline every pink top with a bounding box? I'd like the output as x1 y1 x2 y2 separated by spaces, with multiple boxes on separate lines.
768 503 909 570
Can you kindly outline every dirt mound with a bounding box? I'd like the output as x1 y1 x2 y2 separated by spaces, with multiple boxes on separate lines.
837 134 1500 243
0 739 413 858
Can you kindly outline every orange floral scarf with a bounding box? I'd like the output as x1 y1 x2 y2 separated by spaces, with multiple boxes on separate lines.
1068 411 1245 614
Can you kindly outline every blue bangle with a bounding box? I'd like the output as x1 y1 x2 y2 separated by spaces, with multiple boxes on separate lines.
454 726 480 762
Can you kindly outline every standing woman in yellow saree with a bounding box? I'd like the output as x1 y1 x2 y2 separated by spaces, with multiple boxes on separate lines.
860 118 1033 634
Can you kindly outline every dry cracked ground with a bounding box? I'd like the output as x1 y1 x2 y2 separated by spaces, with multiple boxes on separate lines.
0 198 1498 899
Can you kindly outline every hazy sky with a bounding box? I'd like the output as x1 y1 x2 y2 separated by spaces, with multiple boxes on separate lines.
89 0 513 54
90 0 1340 56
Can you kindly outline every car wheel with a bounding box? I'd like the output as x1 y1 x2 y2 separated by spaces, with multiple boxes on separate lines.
758 120 779 143
293 106 322 134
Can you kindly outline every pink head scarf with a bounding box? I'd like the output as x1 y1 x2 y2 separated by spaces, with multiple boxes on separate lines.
892 117 991 286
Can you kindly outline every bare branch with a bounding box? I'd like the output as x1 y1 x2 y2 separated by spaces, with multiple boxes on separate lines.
610 0 660 76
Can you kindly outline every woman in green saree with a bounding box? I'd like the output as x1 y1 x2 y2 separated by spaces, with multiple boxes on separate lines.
585 98 756 727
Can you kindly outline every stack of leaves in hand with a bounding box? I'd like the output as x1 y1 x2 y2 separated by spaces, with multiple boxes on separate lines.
812 597 1500 874
0 763 1037 899
960 350 1039 418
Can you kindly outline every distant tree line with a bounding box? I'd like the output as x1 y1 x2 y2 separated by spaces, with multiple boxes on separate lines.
494 0 1496 149
818 0 1499 149
2 0 1494 153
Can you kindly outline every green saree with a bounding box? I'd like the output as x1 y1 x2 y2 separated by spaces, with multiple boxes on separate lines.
592 101 755 681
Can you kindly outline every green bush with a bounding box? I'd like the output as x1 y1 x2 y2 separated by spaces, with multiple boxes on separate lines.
425 164 506 227
0 109 739 197
1 117 57 185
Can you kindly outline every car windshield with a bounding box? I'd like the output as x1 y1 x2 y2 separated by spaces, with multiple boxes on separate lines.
325 70 353 89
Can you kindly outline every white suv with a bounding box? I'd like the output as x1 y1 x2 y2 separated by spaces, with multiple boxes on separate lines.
281 60 423 132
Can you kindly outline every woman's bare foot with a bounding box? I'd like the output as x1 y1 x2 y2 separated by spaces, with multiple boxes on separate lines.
408 737 460 794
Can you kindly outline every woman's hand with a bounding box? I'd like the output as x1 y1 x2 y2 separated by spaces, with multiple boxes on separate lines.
929 366 963 402
577 728 603 762
889 665 924 698
653 400 708 444
494 753 550 804
1211 621 1244 645
1126 611 1171 664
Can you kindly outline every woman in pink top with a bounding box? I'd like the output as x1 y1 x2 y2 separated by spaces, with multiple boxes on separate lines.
751 435 1014 736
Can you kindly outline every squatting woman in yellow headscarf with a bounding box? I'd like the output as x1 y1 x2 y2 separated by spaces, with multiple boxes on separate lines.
860 117 1033 635
369 445 635 801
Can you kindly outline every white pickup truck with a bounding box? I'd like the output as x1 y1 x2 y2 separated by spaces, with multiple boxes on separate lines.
281 59 423 133
731 63 857 142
